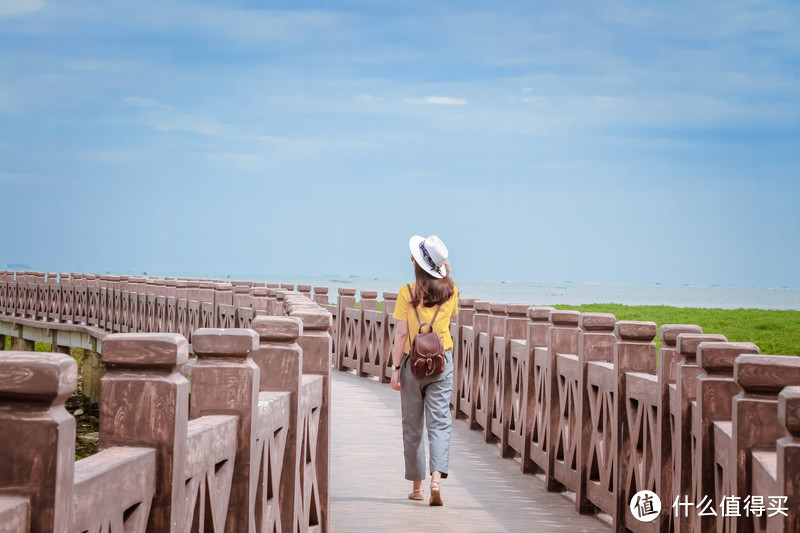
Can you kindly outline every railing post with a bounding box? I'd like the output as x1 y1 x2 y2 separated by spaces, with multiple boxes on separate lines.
290 307 333 533
777 386 800 533
276 290 287 316
694 342 759 532
358 290 378 378
576 312 616 514
732 354 800 533
655 324 702 532
252 287 269 317
190 328 261 532
251 316 304 533
313 287 329 306
614 321 657 531
100 333 190 532
0 352 77 533
673 332 726 532
296 285 312 299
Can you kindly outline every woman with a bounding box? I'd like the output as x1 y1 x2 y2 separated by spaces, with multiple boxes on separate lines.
390 234 459 506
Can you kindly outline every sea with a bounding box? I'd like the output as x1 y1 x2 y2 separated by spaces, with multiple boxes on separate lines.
140 272 800 311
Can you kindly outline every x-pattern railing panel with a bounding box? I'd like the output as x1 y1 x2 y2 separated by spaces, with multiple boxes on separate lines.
360 310 384 379
507 339 528 456
527 347 551 471
457 326 475 419
585 361 616 516
622 372 659 531
182 415 238 533
552 354 580 492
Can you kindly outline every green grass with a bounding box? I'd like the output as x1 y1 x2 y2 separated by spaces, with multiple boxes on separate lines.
547 304 800 356
3 337 84 365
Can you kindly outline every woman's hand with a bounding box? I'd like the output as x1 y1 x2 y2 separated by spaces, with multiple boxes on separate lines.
443 260 450 277
391 369 402 391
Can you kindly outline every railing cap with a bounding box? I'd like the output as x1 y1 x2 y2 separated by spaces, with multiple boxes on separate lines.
313 286 329 294
677 333 727 356
659 324 703 346
233 285 250 294
297 284 312 292
252 316 303 342
253 287 268 297
697 342 760 372
361 290 378 299
458 297 476 308
778 386 800 437
550 309 580 326
0 352 77 404
192 328 259 357
528 306 555 321
490 303 508 315
579 313 616 332
735 354 800 393
615 320 657 341
338 288 357 296
102 333 189 369
506 303 529 317
291 308 333 330
475 301 491 312
382 292 398 300
214 283 233 291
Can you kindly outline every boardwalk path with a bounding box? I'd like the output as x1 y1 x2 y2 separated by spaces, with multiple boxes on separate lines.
330 370 612 533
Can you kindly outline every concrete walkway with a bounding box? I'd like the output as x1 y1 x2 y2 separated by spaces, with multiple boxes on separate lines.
330 370 612 533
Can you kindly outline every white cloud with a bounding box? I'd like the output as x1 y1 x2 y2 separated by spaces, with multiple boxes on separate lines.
0 0 44 17
404 96 467 105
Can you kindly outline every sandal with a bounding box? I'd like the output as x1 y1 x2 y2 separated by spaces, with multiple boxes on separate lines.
429 480 443 506
408 487 424 501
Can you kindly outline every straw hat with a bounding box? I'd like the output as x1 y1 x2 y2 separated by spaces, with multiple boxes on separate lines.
409 235 448 279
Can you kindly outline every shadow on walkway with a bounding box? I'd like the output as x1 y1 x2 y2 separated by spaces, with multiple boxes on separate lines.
330 370 612 533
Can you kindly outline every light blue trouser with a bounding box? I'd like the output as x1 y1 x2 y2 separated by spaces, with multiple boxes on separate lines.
399 349 453 481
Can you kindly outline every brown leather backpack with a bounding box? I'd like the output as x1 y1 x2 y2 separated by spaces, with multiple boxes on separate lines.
407 284 446 378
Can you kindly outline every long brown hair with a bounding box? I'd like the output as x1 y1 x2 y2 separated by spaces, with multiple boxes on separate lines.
410 260 455 308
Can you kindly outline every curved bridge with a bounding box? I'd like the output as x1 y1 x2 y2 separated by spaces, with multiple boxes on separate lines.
0 271 798 532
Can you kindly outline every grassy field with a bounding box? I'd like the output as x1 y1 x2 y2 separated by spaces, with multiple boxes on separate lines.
548 304 800 356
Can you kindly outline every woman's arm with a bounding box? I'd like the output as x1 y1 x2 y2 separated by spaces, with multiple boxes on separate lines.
390 321 409 391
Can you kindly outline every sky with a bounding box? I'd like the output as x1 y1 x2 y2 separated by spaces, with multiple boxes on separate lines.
1 0 798 289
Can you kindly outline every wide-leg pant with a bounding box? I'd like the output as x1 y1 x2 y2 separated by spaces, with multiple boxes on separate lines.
399 350 453 481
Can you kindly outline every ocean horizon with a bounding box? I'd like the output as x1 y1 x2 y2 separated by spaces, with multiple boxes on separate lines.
87 270 800 311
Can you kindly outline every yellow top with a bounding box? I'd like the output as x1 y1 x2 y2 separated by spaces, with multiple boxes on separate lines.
393 283 459 353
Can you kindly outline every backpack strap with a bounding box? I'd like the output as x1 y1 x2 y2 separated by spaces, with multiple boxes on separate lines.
406 284 441 334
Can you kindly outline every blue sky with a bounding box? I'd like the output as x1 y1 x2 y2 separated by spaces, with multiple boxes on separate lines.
1 0 798 288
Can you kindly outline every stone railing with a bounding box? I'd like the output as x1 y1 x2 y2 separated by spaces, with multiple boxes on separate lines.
0 271 332 533
329 287 800 533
